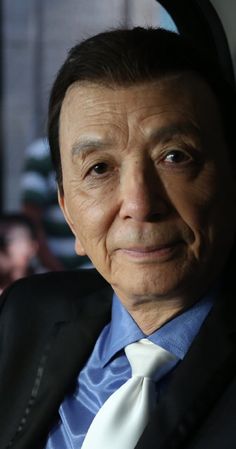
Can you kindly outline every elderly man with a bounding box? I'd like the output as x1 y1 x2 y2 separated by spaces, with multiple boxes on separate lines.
0 27 236 449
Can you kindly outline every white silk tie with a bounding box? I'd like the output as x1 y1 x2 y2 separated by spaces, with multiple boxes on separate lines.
81 338 177 449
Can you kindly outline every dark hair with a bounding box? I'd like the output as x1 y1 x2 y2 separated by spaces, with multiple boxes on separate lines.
48 27 236 192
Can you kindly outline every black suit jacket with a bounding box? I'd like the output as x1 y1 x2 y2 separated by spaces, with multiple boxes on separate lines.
0 267 236 449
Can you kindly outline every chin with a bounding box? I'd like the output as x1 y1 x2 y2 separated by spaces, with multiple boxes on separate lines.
112 255 207 302
112 271 183 302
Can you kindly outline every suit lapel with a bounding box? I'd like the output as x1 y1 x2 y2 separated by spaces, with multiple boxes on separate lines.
136 282 236 449
5 265 236 449
9 285 113 449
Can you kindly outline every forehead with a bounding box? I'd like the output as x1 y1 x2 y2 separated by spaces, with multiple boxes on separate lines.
59 74 223 148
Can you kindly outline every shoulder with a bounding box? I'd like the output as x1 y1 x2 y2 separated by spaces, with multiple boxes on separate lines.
0 269 111 327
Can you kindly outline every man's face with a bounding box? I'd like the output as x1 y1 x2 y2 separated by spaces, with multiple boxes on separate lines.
59 75 236 305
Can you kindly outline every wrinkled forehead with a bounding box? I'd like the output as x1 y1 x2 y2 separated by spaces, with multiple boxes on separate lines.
60 72 221 122
59 72 224 151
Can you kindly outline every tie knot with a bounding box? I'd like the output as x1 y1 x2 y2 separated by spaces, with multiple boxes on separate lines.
125 338 177 381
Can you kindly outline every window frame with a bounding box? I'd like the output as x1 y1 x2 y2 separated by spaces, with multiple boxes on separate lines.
158 0 235 87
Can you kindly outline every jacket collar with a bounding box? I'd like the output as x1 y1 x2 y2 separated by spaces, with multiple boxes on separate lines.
7 265 236 449
7 278 113 449
136 278 236 449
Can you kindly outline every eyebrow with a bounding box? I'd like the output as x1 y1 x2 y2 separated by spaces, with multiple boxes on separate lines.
71 122 202 158
149 123 202 143
71 138 112 158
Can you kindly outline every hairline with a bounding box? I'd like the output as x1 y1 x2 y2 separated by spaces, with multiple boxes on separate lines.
58 70 223 195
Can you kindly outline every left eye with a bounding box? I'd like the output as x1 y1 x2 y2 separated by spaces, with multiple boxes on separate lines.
90 162 108 175
163 150 192 164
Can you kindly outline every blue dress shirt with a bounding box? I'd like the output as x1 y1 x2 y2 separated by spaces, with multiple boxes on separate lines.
45 292 213 449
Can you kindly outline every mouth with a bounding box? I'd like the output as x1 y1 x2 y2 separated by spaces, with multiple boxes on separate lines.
118 240 184 262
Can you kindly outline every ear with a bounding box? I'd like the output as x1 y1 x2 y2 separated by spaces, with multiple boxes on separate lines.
58 189 86 256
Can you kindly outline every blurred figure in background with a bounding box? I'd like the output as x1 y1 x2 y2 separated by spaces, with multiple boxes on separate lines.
0 213 39 293
21 137 91 270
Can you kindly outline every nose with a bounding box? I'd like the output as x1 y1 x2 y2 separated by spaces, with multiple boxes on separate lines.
119 160 171 222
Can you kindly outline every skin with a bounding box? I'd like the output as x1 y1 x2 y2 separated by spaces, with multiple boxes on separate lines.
58 74 236 334
5 227 38 275
0 226 38 292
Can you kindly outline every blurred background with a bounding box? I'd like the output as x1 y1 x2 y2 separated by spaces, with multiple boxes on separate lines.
0 0 234 288
0 0 177 288
1 0 176 212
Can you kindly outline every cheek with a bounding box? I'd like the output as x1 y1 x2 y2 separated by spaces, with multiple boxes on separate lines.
66 190 117 252
164 168 229 242
167 177 215 224
169 169 236 255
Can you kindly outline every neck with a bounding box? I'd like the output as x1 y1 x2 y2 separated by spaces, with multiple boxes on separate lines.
130 300 189 334
114 290 202 334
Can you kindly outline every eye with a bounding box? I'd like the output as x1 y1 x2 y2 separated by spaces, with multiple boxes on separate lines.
89 162 108 175
162 149 192 164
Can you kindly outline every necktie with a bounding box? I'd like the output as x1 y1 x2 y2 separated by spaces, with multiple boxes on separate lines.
81 338 177 449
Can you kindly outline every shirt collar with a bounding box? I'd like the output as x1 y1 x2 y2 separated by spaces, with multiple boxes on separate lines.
101 289 215 367
101 294 145 366
148 293 213 359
